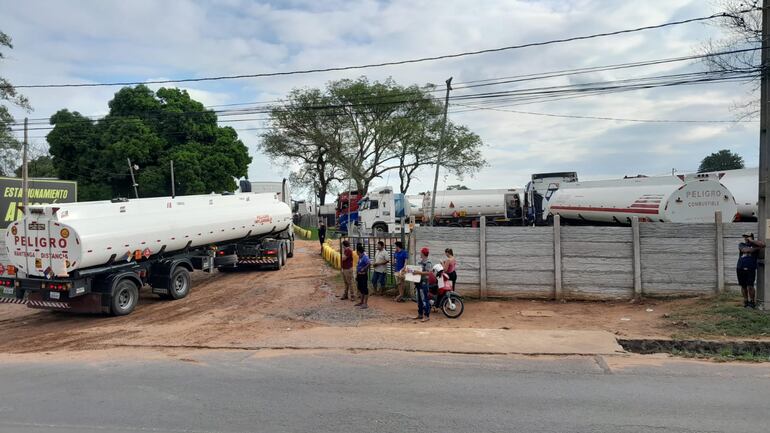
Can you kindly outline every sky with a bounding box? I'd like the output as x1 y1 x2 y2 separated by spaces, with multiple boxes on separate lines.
0 0 760 202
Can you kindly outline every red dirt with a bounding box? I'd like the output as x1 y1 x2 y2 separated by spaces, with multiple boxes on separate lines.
0 240 698 354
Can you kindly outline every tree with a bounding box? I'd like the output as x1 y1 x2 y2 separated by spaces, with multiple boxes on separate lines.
47 85 251 200
14 155 57 178
446 184 469 190
698 149 745 172
700 1 761 117
260 88 345 205
1 30 31 176
261 77 486 200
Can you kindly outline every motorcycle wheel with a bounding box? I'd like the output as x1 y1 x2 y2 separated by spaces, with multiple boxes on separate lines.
441 295 464 319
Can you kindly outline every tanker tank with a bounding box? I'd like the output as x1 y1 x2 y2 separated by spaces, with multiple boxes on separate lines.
5 192 292 278
544 176 737 224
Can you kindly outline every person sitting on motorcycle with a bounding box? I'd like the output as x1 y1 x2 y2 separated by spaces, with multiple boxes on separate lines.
408 247 433 322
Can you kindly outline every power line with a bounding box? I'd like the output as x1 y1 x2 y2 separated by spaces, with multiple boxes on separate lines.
453 102 759 123
14 8 760 89
9 46 763 128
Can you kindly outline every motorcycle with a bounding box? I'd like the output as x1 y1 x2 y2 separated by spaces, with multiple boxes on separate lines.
414 264 464 319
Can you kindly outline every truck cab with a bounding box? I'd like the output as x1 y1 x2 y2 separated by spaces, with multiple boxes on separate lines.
358 187 409 235
525 171 578 225
335 190 361 234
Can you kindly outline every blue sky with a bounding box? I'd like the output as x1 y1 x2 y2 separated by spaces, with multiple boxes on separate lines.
0 0 759 201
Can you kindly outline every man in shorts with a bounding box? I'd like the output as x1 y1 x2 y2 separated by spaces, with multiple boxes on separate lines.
355 244 370 309
737 232 765 309
393 241 409 302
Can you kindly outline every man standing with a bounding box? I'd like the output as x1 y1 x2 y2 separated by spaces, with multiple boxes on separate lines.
408 247 432 322
371 241 389 295
355 244 371 309
340 240 356 302
318 221 327 254
393 241 409 302
737 232 765 309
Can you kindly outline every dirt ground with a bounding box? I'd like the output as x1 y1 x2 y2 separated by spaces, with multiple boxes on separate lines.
0 240 713 354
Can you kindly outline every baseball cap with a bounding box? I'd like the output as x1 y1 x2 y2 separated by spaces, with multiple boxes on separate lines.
420 247 430 256
743 232 754 237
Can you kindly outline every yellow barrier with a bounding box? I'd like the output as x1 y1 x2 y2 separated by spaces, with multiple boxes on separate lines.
321 239 358 270
293 225 312 240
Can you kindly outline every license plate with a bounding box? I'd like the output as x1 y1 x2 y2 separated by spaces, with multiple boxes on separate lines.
2 287 13 295
49 291 60 300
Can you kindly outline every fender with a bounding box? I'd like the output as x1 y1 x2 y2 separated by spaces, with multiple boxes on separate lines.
149 258 193 289
96 271 143 312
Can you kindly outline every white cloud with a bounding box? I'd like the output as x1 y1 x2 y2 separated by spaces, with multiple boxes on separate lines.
0 0 758 201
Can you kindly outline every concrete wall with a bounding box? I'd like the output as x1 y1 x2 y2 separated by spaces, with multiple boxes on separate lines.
413 220 759 300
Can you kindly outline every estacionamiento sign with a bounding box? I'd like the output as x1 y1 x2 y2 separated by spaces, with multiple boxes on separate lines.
0 178 77 230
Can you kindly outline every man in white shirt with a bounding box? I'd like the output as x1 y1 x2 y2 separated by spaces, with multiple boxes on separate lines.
371 241 389 295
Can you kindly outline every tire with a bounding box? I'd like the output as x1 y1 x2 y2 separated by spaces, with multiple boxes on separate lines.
286 237 295 258
110 279 139 316
440 295 464 319
273 244 285 271
372 223 388 235
166 267 191 300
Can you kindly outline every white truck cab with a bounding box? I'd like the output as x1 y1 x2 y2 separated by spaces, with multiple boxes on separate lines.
357 186 410 235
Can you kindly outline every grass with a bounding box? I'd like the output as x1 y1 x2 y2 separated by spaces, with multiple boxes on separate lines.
670 348 770 363
666 293 770 339
298 226 341 242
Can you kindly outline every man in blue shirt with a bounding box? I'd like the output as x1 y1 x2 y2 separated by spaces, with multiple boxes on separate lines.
355 243 371 309
737 232 766 309
393 241 409 302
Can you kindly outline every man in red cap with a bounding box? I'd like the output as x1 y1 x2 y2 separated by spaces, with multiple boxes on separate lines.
408 247 433 322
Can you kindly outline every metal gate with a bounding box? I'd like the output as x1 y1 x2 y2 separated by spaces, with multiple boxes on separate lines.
339 233 410 291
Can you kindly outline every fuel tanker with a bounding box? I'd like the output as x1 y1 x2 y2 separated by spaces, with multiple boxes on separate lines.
420 188 526 226
1 189 294 316
697 167 757 220
544 175 737 224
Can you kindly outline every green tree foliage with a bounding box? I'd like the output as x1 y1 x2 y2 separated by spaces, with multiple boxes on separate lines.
260 77 486 201
14 155 57 178
698 149 745 173
47 85 251 200
1 30 31 176
446 184 469 190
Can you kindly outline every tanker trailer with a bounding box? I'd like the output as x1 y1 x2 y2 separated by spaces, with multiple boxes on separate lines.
696 167 757 221
0 191 294 316
421 188 525 227
544 176 737 224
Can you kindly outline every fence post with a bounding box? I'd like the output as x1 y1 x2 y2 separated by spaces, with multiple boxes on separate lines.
631 216 642 299
409 226 417 266
479 217 487 300
553 215 563 301
715 211 725 294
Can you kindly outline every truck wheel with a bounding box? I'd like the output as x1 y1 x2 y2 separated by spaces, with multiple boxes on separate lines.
372 223 388 235
287 237 295 258
167 267 191 300
273 244 285 271
110 279 139 316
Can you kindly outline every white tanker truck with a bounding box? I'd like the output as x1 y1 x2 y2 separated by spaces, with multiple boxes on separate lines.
544 175 738 224
0 187 294 316
696 167 757 221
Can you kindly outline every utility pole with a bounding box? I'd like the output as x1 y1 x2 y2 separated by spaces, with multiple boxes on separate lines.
170 160 176 198
758 0 770 311
429 77 453 226
347 166 352 236
21 117 29 209
127 158 139 199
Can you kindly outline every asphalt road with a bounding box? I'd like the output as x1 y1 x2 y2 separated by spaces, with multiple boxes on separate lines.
0 350 768 433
